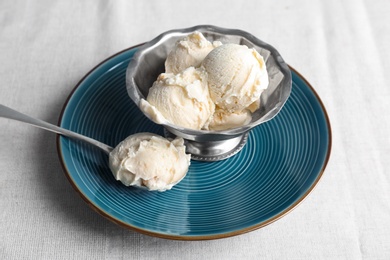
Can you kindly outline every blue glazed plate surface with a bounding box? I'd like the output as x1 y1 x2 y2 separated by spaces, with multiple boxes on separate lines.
57 46 331 240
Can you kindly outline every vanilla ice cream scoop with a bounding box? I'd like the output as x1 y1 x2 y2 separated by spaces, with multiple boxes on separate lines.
165 32 222 74
109 133 191 191
202 43 269 112
140 66 215 130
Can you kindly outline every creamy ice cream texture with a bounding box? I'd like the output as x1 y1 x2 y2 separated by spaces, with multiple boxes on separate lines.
140 66 215 130
141 32 269 131
165 31 222 74
202 43 269 113
205 108 252 131
109 133 191 191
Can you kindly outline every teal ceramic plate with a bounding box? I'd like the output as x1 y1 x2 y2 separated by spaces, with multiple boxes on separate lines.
57 46 331 240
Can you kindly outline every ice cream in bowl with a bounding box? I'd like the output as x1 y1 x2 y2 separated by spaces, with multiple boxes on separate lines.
126 25 292 161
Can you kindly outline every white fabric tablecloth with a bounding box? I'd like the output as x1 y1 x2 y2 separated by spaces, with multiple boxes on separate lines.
1 0 389 259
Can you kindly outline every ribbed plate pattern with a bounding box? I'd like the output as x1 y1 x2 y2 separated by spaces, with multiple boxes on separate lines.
57 47 331 240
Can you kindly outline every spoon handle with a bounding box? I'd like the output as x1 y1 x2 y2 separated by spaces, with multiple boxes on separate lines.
0 104 113 154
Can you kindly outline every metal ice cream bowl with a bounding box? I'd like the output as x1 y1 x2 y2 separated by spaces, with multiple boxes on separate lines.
126 25 292 161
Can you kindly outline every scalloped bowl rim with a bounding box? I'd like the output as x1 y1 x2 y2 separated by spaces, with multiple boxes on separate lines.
126 25 292 138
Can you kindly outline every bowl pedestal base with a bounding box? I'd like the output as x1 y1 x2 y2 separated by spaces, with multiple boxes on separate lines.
164 129 249 161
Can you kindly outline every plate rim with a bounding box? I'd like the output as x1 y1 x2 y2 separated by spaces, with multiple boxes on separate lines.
56 45 332 240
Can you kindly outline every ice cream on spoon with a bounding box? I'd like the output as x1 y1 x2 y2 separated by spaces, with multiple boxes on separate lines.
109 133 190 191
0 104 190 192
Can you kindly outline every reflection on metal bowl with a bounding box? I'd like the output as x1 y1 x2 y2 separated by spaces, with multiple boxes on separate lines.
126 25 292 161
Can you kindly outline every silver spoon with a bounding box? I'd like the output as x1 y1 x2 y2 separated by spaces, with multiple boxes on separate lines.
0 104 113 154
0 104 188 191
